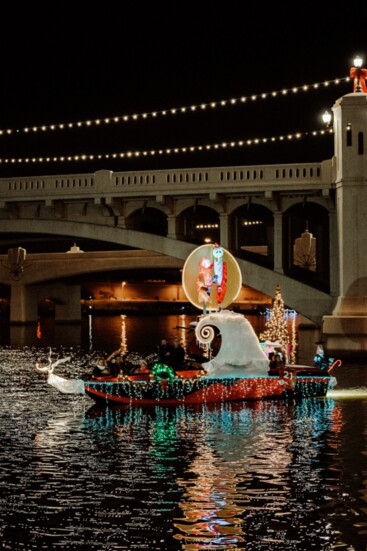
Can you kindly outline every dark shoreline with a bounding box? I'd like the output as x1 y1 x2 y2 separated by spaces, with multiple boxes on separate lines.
81 300 266 316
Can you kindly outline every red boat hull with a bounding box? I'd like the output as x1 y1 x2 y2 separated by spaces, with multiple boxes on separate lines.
84 372 335 406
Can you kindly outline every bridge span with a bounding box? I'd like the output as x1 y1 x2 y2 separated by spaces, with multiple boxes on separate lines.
0 234 334 326
0 91 366 357
0 156 337 326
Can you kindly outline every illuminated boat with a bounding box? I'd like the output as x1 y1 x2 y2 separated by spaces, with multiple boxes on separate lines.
83 370 287 406
81 371 336 406
36 245 340 406
38 310 339 406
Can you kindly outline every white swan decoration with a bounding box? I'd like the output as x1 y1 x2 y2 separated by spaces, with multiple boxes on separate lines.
36 349 85 394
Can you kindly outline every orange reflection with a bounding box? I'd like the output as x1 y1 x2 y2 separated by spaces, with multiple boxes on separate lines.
36 320 42 339
174 441 246 547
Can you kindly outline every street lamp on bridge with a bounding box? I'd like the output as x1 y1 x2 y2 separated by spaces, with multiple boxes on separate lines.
350 55 367 93
322 110 332 128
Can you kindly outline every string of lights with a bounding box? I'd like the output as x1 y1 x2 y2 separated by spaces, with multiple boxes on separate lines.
0 128 333 166
0 76 350 138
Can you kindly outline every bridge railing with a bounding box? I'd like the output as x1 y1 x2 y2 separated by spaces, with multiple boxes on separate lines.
0 160 333 201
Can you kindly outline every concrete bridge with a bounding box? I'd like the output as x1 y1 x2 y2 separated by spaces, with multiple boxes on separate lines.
0 163 336 323
0 91 366 357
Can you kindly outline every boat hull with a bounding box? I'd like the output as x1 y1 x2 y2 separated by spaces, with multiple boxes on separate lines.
84 373 335 406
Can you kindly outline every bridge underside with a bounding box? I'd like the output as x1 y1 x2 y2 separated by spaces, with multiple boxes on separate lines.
0 219 335 326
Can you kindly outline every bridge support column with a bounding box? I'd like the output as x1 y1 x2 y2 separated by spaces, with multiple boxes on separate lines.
10 283 34 323
322 93 367 358
54 284 82 322
328 210 339 297
10 282 81 324
117 216 127 228
167 215 177 239
273 212 283 273
323 196 367 357
219 214 229 248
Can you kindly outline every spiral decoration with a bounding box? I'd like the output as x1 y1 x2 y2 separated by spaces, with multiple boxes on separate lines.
196 323 216 345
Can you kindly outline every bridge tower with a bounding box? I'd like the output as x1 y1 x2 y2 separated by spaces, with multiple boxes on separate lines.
323 90 367 357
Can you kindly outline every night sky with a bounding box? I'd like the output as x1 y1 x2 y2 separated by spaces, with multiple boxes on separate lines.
0 5 364 178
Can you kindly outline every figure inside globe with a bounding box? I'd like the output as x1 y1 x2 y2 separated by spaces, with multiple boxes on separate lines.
196 256 214 314
212 243 227 311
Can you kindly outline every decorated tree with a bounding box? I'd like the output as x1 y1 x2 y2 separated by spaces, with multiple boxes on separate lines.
259 284 290 347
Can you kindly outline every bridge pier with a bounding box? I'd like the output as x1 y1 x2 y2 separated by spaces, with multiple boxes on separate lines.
167 214 178 239
10 282 82 324
219 213 229 248
322 92 367 358
10 282 28 323
328 210 339 297
273 212 284 274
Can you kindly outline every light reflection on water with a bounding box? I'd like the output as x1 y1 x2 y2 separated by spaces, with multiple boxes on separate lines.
0 316 367 550
0 312 317 363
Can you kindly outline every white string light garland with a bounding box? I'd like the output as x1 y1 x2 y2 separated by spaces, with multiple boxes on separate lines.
0 128 333 165
0 76 349 137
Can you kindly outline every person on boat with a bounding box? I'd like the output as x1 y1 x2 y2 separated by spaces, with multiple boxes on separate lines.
313 342 331 370
169 338 186 371
268 352 284 374
108 352 126 376
157 338 174 365
268 351 278 368
92 359 111 378
94 347 127 377
129 359 150 375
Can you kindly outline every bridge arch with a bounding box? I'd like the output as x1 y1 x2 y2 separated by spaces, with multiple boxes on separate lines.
0 217 334 325
126 206 167 235
283 201 330 291
124 200 169 218
229 203 274 268
179 205 220 245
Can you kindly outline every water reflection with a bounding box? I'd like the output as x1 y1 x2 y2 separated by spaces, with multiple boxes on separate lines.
1 380 367 549
1 319 367 550
173 401 340 550
1 312 323 366
79 399 350 550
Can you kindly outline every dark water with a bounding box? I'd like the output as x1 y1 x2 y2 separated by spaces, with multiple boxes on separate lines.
1 313 367 550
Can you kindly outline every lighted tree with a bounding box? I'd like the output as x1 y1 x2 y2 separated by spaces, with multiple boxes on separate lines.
259 284 290 346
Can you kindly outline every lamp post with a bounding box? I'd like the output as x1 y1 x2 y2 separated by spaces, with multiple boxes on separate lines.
322 110 332 128
350 55 367 93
